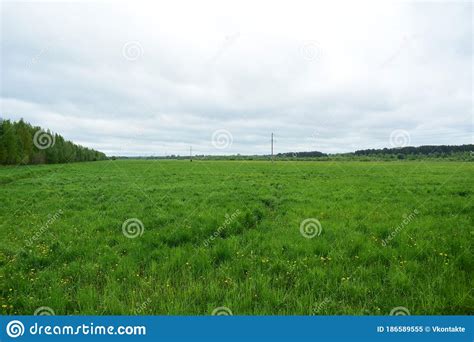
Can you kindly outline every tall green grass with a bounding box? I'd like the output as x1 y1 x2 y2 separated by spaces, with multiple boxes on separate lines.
1 160 472 314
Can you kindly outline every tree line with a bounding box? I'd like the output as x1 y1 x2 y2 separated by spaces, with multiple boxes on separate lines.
0 119 107 165
354 145 474 157
277 151 327 158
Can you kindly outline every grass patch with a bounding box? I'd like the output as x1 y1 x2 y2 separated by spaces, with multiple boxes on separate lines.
1 160 472 314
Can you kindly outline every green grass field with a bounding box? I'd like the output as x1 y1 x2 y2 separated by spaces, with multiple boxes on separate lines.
1 160 473 315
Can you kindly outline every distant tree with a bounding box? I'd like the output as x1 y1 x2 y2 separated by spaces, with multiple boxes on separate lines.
2 120 20 164
16 119 33 163
354 145 474 157
0 118 107 165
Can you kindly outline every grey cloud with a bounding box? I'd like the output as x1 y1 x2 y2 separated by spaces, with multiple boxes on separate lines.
1 1 472 156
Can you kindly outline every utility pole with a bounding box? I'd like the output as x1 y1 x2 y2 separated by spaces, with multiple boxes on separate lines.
190 146 192 162
271 133 274 163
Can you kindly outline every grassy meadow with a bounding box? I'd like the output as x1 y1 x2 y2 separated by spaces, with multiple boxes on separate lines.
0 160 473 315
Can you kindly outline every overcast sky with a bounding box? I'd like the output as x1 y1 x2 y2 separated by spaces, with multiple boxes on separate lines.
1 0 472 156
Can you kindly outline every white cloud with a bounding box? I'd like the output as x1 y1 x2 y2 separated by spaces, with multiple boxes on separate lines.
1 0 472 155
